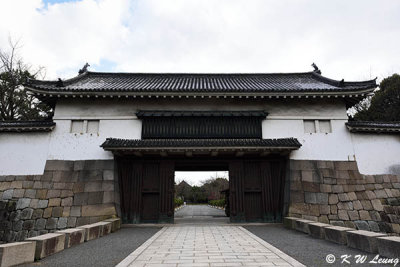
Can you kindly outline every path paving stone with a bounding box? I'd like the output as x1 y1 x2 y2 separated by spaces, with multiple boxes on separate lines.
117 226 305 267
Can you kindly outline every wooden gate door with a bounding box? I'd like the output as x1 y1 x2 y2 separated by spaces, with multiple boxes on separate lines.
118 158 175 223
229 158 287 223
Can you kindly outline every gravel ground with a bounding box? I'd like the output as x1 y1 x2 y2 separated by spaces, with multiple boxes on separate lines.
245 224 393 267
22 227 161 267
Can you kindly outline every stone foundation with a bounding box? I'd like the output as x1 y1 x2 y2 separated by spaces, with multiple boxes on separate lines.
289 160 400 235
0 160 119 242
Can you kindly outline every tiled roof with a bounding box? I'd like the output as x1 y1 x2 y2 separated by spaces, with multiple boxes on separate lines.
101 138 301 150
136 110 268 118
0 121 55 132
25 71 376 98
346 121 400 133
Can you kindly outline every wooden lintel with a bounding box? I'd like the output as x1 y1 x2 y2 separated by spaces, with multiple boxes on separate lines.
185 151 193 157
160 151 168 157
260 151 271 156
235 151 244 157
211 151 218 157
133 151 143 157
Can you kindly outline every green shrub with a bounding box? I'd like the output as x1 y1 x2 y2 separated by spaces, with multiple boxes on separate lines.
174 198 184 207
209 199 225 207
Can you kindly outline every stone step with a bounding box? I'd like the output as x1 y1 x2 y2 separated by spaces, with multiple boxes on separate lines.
346 230 387 253
0 242 35 267
293 219 314 234
283 217 298 229
377 236 400 259
57 228 85 248
78 223 102 241
308 222 331 239
92 221 112 236
104 218 121 232
27 233 65 260
324 226 353 245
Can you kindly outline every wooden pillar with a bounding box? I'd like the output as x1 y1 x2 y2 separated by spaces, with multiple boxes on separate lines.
229 160 245 222
159 160 175 223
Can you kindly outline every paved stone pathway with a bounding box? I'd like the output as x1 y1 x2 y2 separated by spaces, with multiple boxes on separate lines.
117 226 305 267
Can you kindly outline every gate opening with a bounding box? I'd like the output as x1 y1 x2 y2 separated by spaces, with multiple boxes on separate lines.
174 171 229 224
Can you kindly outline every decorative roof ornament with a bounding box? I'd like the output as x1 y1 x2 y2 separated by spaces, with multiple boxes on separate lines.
311 63 321 74
56 78 64 87
78 63 90 75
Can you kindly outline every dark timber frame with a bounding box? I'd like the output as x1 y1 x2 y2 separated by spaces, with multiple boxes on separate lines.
116 155 288 224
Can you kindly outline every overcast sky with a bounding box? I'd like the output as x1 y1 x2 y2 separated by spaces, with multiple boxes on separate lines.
1 0 400 82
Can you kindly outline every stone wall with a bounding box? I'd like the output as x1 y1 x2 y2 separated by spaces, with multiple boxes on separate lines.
289 160 400 235
0 160 119 242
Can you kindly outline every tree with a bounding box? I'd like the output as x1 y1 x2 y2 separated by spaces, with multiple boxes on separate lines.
353 74 400 121
0 39 52 121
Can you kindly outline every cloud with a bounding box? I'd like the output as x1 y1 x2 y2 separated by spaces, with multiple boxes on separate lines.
1 0 399 81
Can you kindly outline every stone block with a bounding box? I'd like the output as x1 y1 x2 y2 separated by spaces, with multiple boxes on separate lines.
338 210 349 220
45 160 74 171
67 217 77 228
348 210 360 220
57 228 85 248
283 217 297 229
27 233 65 260
302 182 319 192
360 200 373 210
0 242 35 267
324 226 353 245
102 181 114 192
92 221 112 236
103 170 114 181
328 194 338 204
57 217 68 229
70 206 81 217
73 192 88 206
103 191 115 204
49 198 61 207
377 236 400 259
38 200 48 209
46 218 58 230
79 170 104 182
371 199 384 211
88 192 103 205
368 221 380 232
13 189 25 198
81 204 116 217
24 189 36 199
359 210 371 221
16 198 31 210
61 197 73 207
23 220 35 230
52 207 63 217
10 181 23 189
84 182 103 193
46 190 61 199
320 184 332 193
352 200 363 210
21 208 34 220
308 222 330 239
346 230 386 253
62 207 71 217
293 219 313 234
374 189 388 198
36 189 47 200
103 218 121 232
354 220 370 231
78 223 102 241
332 185 343 193
344 221 356 229
35 219 46 230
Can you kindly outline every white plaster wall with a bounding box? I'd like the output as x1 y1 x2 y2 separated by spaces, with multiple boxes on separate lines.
47 119 141 160
0 133 50 175
263 119 356 161
351 133 400 175
49 98 353 161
